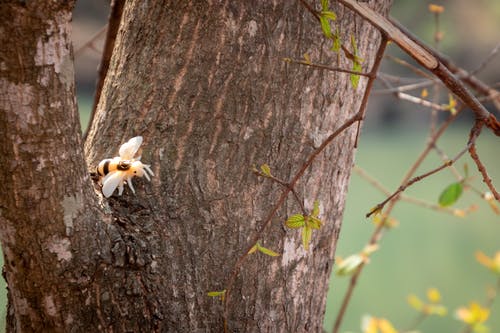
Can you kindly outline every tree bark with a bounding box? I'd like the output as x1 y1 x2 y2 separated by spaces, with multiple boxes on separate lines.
1 0 391 332
0 2 104 331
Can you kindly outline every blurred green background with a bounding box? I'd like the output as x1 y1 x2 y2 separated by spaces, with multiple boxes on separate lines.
1 1 499 332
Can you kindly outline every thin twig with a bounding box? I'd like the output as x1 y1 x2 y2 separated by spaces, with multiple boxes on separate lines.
366 142 471 218
353 166 462 216
253 169 307 215
284 58 371 77
389 17 500 112
385 54 434 80
468 122 500 201
222 111 362 332
298 0 320 21
373 79 437 95
467 42 500 77
338 0 500 136
331 34 388 333
332 110 460 333
353 34 388 147
432 141 463 180
74 25 108 58
397 91 448 111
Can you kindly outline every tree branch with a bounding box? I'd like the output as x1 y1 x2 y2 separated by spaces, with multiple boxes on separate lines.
223 110 362 332
338 0 500 136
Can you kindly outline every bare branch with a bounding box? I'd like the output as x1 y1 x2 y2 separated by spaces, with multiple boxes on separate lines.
223 111 362 332
74 25 107 58
468 122 500 201
468 42 500 77
354 34 388 147
283 58 371 77
338 0 500 135
366 143 470 218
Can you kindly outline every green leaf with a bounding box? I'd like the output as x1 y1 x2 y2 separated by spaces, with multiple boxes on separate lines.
308 216 322 230
321 0 329 11
207 290 226 301
320 16 332 38
348 35 363 88
321 10 337 21
350 61 362 88
248 243 258 254
285 214 305 229
312 200 320 217
260 164 272 177
257 244 280 257
330 28 341 52
302 225 312 251
438 182 463 207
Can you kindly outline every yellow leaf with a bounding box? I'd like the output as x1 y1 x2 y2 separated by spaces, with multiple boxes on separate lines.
470 302 490 322
248 243 258 255
257 244 280 257
378 318 397 333
260 163 272 177
408 294 424 311
447 94 457 115
428 4 444 13
475 250 500 274
476 251 493 268
452 209 466 218
427 288 441 303
421 88 428 98
363 317 378 333
303 53 311 65
455 302 490 324
484 192 500 215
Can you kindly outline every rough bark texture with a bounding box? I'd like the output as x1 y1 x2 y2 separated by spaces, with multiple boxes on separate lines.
0 2 103 331
1 0 391 332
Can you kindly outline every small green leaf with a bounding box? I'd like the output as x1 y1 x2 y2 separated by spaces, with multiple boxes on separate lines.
321 0 329 11
321 11 337 21
260 164 272 177
463 163 469 178
248 243 258 254
350 35 359 58
308 216 322 230
438 182 463 207
320 16 332 38
348 35 363 88
207 290 226 301
312 200 320 217
331 28 341 52
302 225 312 251
257 244 280 257
350 61 362 88
285 214 305 229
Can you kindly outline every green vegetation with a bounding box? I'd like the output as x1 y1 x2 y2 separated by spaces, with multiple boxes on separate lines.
0 100 497 332
325 127 500 332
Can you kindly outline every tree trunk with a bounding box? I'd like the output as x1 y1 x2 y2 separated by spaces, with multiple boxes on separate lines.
1 0 391 332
